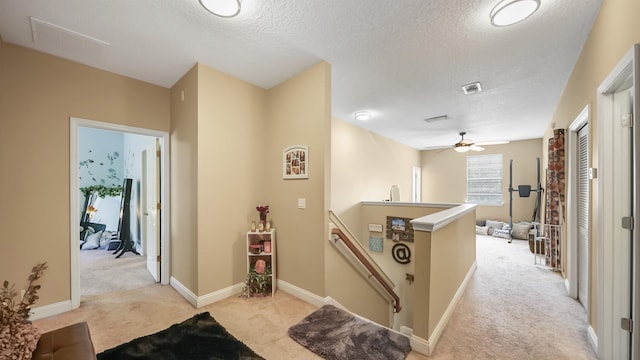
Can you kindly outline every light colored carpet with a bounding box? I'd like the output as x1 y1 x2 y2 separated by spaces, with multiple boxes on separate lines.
80 248 155 295
34 235 596 359
429 235 597 359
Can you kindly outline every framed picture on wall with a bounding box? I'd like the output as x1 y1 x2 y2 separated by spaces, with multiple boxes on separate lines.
283 145 309 179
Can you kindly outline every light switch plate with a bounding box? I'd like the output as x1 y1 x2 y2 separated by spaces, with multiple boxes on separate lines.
298 198 306 209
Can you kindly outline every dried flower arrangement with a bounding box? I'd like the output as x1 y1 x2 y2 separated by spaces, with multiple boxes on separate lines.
256 205 270 225
0 263 47 360
256 205 269 215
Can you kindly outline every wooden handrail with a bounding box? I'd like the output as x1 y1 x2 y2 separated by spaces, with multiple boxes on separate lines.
331 228 402 313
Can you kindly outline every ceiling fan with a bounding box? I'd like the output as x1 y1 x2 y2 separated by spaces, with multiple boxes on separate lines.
453 132 484 153
423 132 509 153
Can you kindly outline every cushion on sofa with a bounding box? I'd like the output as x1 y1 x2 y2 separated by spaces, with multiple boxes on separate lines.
485 220 505 236
511 223 532 240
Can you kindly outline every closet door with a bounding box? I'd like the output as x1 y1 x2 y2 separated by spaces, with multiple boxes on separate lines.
577 124 589 309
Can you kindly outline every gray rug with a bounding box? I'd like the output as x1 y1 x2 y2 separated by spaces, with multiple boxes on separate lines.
288 304 411 360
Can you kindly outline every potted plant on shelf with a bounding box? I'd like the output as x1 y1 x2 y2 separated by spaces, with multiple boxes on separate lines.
241 264 272 298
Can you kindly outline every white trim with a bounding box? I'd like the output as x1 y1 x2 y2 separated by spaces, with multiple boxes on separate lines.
421 260 477 355
29 300 73 321
169 278 269 309
196 283 244 308
596 44 637 360
588 325 599 355
70 117 172 311
410 204 477 232
170 276 198 307
277 279 330 308
566 105 589 304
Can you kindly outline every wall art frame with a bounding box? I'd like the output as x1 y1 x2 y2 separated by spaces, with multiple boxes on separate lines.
283 145 309 179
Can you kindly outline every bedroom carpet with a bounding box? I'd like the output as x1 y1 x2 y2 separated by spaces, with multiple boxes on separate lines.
34 235 595 359
80 248 155 295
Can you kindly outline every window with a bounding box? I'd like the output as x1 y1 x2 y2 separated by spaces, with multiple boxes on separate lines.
467 154 503 205
412 166 422 202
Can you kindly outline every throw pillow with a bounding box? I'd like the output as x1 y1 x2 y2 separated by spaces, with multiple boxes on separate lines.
81 230 103 250
475 225 489 235
485 220 504 236
493 228 510 239
511 223 531 240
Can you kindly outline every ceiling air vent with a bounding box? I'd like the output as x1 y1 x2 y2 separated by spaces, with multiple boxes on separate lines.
424 115 448 123
462 82 483 95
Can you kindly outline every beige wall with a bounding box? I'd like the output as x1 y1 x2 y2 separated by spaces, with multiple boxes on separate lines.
421 139 542 223
331 118 421 236
326 117 421 323
542 0 640 335
169 65 200 292
0 40 170 305
266 62 332 296
196 64 268 295
359 204 446 327
412 210 476 339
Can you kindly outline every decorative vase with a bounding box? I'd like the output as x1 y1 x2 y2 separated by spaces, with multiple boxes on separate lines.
265 220 271 231
259 211 267 228
251 221 256 232
255 259 266 274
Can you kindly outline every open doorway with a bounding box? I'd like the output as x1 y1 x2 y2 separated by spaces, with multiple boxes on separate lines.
69 117 171 309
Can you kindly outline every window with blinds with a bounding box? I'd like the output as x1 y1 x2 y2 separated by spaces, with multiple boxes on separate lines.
467 154 503 205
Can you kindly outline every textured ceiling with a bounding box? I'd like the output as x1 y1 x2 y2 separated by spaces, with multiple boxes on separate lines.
0 0 602 149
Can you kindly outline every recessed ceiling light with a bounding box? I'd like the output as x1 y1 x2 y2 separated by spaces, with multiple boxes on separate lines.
354 111 372 121
199 0 241 18
490 0 540 27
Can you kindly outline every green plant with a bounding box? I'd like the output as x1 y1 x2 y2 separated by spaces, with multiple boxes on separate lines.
241 266 272 298
80 185 123 198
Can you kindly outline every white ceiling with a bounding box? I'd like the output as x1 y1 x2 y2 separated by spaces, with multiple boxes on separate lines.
0 0 602 149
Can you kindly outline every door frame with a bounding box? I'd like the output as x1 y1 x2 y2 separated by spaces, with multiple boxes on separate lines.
69 117 171 309
596 44 639 359
566 105 589 308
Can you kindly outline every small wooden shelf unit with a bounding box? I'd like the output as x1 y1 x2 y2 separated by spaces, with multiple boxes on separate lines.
246 229 276 296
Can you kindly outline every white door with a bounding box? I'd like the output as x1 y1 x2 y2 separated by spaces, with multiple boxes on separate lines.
610 87 633 359
597 45 638 360
577 124 589 310
143 139 161 282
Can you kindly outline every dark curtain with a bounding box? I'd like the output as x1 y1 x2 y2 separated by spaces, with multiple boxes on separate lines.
545 129 565 268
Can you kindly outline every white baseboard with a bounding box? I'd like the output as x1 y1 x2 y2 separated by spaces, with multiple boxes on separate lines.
587 325 598 354
196 283 244 308
277 279 330 308
30 300 73 321
565 278 571 293
410 334 430 356
411 260 477 356
170 276 198 307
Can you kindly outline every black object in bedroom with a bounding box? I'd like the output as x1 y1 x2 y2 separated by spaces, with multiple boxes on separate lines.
113 178 139 258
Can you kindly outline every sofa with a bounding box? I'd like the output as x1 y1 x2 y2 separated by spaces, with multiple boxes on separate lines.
32 322 97 360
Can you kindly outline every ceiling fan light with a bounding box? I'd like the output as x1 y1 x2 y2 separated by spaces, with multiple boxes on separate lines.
199 0 241 18
454 146 470 153
490 0 540 27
